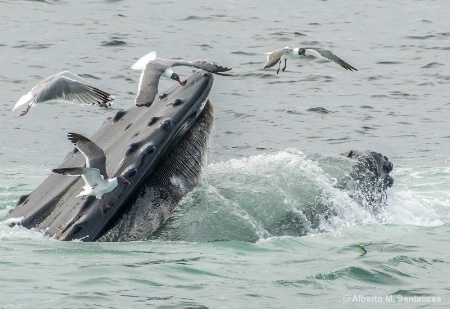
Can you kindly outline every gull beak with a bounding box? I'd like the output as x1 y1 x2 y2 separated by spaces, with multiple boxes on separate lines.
179 80 187 86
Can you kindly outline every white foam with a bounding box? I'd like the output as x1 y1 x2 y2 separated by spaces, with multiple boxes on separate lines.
207 149 447 236
170 176 188 195
0 216 24 227
380 190 444 226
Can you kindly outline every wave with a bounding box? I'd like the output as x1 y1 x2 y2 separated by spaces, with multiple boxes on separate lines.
0 150 445 242
153 149 444 242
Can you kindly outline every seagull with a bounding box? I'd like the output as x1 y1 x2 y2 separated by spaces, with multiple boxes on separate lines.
131 51 232 107
264 46 358 74
52 132 130 213
12 71 114 116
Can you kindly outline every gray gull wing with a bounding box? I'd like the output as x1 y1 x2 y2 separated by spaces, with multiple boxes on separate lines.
133 57 232 107
134 61 167 107
67 132 108 179
34 76 113 107
303 47 358 71
169 60 232 75
12 72 114 116
52 167 106 190
264 47 291 69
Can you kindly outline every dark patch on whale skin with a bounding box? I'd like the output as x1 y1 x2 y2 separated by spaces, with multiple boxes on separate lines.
169 99 184 106
123 167 137 179
143 144 156 155
113 110 126 122
4 71 214 241
126 142 140 155
17 194 30 206
147 116 161 126
160 119 174 131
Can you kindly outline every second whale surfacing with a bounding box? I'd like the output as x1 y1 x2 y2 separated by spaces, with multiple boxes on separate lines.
5 70 215 241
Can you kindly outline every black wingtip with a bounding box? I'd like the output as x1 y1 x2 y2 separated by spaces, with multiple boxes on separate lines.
214 72 233 76
212 64 232 75
67 132 81 144
345 65 358 72
52 168 65 175
88 86 115 108
67 132 90 145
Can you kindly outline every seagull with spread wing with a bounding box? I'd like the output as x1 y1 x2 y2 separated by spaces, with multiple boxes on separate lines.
131 51 232 107
12 71 114 116
52 133 130 213
264 46 358 74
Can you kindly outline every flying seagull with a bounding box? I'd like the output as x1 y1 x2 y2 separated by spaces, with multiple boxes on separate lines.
52 132 130 213
264 46 358 74
12 71 114 116
131 51 232 107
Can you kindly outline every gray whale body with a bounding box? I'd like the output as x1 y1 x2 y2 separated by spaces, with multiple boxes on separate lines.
5 70 215 241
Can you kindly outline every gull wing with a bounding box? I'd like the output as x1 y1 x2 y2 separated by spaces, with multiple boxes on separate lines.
304 47 358 71
170 60 232 75
67 132 108 179
52 167 106 189
12 91 34 111
13 71 113 112
130 51 232 106
133 61 167 107
264 47 291 69
131 51 157 70
34 76 114 107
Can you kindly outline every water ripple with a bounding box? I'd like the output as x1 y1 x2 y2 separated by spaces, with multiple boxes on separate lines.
312 266 405 285
101 40 127 46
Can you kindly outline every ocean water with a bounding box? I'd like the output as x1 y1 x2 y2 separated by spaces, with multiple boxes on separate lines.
1 0 450 308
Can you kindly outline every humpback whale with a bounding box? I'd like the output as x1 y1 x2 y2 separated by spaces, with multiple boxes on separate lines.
5 70 215 241
5 71 393 242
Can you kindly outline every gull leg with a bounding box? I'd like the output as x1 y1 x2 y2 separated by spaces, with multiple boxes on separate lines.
276 60 282 74
103 196 111 209
20 104 32 117
99 196 111 215
98 201 104 215
282 59 287 72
